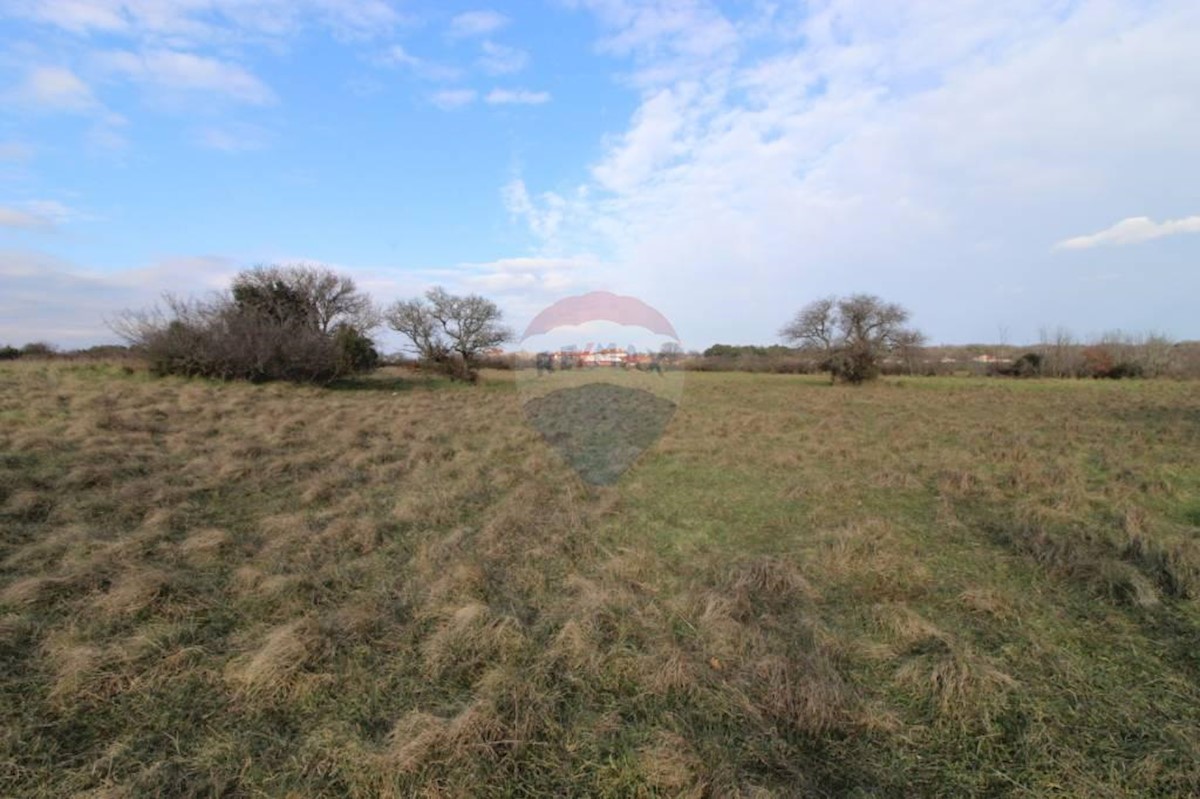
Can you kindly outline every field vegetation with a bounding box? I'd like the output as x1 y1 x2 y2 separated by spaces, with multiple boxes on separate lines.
2 360 1199 796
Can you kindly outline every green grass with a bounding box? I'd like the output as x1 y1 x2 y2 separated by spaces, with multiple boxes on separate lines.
2 361 1199 796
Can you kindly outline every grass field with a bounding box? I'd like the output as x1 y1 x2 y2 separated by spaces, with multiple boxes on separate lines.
2 361 1199 797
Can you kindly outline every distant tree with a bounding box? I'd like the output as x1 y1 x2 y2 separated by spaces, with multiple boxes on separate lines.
20 341 57 358
659 341 683 366
781 294 921 384
0 345 21 360
385 287 511 382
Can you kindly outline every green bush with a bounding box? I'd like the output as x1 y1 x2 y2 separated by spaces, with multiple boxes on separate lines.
334 325 380 374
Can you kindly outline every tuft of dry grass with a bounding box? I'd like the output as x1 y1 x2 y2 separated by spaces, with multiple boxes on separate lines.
225 617 325 700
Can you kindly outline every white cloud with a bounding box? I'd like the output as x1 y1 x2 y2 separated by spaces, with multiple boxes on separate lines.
0 200 74 230
0 208 51 230
0 250 239 346
567 0 740 87
485 88 551 105
511 0 1200 344
502 179 567 240
447 10 509 39
378 44 462 81
457 256 592 293
478 41 529 75
430 88 477 110
11 66 98 112
96 49 276 105
5 0 402 43
1056 215 1200 250
194 123 270 152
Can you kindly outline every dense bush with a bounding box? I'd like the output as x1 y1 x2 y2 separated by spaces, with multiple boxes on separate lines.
113 265 381 385
20 342 56 358
993 352 1044 378
0 346 21 361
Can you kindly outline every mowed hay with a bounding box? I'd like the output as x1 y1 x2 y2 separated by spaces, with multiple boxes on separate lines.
2 363 1200 796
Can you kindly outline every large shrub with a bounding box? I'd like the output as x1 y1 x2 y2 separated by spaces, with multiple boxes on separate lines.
113 265 381 385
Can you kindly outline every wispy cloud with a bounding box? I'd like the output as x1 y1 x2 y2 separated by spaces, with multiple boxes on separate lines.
447 10 509 39
378 44 462 81
0 201 75 231
570 0 740 87
5 0 403 44
478 41 529 75
430 88 477 110
502 179 566 239
0 142 35 162
194 123 270 152
486 88 550 105
95 49 276 105
10 66 98 112
0 250 238 346
1055 215 1200 250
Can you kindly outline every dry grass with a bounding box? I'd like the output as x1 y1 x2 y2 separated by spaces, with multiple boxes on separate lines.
1 361 1199 796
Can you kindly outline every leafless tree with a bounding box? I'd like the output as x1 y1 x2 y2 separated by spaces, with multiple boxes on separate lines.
385 287 511 381
232 264 380 334
781 294 921 383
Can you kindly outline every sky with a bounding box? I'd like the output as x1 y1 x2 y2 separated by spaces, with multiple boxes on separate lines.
1 0 1198 352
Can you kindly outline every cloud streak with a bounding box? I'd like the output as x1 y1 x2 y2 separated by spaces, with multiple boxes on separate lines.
1056 215 1200 250
485 88 550 105
0 201 74 231
448 10 510 39
96 50 276 105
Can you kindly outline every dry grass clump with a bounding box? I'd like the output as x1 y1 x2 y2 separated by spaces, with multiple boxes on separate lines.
178 527 232 563
93 568 173 618
809 518 932 601
40 629 124 707
638 730 707 797
874 603 1018 729
225 617 326 701
748 652 857 735
420 601 527 681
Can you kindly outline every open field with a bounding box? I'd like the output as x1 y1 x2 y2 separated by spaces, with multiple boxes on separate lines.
2 361 1199 797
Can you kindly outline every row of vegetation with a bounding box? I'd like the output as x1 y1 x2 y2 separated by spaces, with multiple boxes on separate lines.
8 267 1197 385
103 264 510 385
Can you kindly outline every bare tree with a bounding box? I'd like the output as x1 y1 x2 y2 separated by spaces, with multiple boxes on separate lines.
232 264 380 334
385 287 511 381
894 328 927 376
781 293 921 384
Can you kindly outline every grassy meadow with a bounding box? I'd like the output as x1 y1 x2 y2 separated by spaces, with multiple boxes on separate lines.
2 361 1199 797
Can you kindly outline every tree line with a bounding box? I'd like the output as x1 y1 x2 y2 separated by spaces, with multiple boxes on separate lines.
5 264 1194 385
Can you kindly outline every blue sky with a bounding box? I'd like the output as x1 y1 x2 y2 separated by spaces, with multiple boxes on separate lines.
1 0 1198 351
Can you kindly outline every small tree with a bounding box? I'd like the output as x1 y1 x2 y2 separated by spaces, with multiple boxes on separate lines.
385 287 511 382
781 294 921 384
